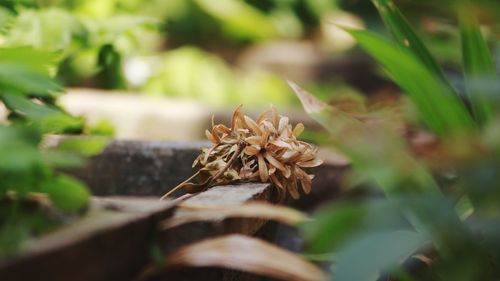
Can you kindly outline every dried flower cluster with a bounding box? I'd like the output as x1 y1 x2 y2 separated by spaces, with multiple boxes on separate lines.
162 106 322 200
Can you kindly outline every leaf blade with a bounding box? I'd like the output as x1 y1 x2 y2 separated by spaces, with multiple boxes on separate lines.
459 6 497 124
347 29 476 135
372 0 447 83
163 235 328 281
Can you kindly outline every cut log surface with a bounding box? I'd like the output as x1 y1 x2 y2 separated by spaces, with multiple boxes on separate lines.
0 197 175 281
161 183 273 254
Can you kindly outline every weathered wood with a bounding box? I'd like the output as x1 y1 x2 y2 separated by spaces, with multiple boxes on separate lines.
141 183 277 281
0 197 175 281
160 183 273 255
69 140 207 197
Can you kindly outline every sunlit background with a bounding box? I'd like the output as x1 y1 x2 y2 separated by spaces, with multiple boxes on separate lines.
0 0 394 140
1 0 500 141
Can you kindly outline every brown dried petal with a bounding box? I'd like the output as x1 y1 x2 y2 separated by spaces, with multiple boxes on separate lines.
270 174 284 190
205 130 219 144
278 116 289 133
297 158 323 168
258 154 269 182
295 167 312 194
287 179 300 200
246 135 263 146
264 152 290 177
269 139 292 149
271 106 279 128
231 105 243 130
293 123 304 137
244 115 263 135
244 145 260 156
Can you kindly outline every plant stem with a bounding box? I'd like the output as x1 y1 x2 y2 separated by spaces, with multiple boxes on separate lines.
160 170 201 200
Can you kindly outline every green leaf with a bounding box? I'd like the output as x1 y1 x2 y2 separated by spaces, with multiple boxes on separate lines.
41 175 90 213
194 0 278 40
56 136 109 157
372 0 448 84
288 81 441 195
0 47 62 96
2 93 85 134
347 29 476 135
459 6 497 125
4 8 86 51
302 199 411 254
333 230 427 281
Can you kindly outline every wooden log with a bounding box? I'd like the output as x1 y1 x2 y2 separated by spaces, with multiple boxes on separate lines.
0 197 175 281
160 183 273 255
67 140 207 197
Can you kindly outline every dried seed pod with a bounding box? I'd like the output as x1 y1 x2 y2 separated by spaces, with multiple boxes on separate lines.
161 106 323 200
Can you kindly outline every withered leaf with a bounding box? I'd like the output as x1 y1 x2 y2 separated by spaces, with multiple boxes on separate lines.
165 235 328 281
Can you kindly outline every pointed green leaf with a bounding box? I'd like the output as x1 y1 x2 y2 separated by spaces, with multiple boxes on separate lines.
372 0 448 84
347 29 476 135
333 230 426 281
41 175 90 213
459 6 497 124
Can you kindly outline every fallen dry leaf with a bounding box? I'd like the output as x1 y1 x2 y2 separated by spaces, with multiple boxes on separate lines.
166 234 328 281
162 201 309 228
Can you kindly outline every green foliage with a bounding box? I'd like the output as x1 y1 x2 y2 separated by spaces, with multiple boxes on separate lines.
372 0 447 83
292 0 500 280
459 5 497 125
193 0 279 41
41 175 89 213
0 46 106 258
347 29 476 135
143 47 293 107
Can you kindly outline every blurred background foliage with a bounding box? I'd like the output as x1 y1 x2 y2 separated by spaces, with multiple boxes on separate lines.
1 0 365 107
2 0 500 279
0 0 498 107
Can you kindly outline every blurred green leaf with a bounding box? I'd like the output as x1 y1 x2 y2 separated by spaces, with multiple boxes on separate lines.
333 230 426 281
55 136 108 157
2 93 85 134
41 175 90 213
194 0 278 40
459 5 497 125
0 47 61 96
4 8 86 51
372 0 448 85
302 199 411 254
289 81 440 195
0 125 42 172
347 29 476 135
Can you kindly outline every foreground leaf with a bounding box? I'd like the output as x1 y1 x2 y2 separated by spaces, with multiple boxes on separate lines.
459 5 497 124
163 202 308 228
0 47 61 96
333 230 427 281
289 81 440 195
302 199 411 254
346 29 475 135
164 234 328 281
41 175 90 213
372 0 447 84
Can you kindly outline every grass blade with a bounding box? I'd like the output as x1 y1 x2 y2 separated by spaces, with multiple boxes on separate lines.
372 0 448 84
347 29 476 135
459 6 497 125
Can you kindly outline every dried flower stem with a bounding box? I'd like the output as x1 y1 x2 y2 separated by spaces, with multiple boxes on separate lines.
160 142 245 200
160 170 201 200
160 106 322 200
